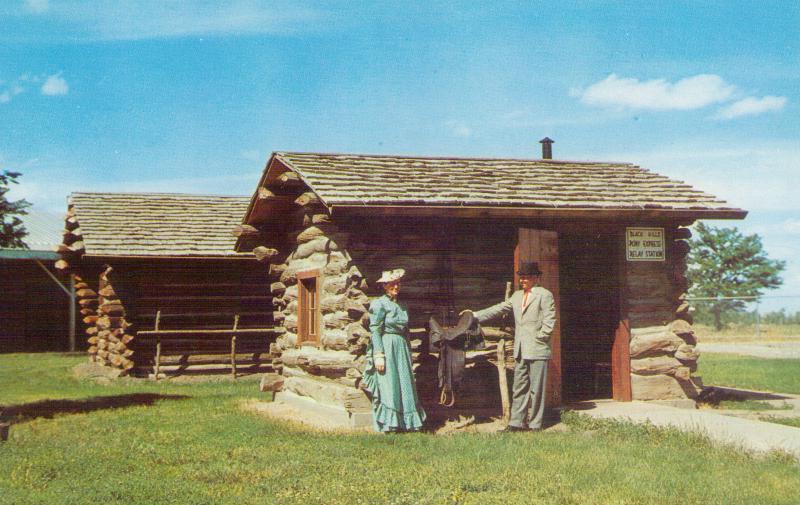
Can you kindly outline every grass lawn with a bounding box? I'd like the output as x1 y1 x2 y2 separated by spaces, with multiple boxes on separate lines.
714 400 793 411
1 353 799 505
762 417 800 429
698 354 800 395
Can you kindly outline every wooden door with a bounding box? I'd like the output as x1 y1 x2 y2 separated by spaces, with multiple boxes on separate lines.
516 228 562 407
612 233 632 401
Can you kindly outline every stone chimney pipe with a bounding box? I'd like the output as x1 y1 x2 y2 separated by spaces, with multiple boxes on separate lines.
539 137 554 159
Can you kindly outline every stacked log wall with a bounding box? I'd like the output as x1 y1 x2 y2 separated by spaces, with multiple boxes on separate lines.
54 205 85 273
56 202 103 358
246 192 372 416
627 225 699 401
341 217 517 329
260 207 517 412
264 195 372 380
64 256 272 373
75 273 101 358
93 266 135 371
125 259 273 372
122 261 272 330
0 260 73 352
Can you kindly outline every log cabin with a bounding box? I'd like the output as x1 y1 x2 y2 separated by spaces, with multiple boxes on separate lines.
240 143 747 425
57 192 276 376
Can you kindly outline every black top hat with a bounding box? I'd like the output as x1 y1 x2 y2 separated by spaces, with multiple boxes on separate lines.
517 262 543 276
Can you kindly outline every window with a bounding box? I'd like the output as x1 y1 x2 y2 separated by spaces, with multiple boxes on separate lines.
297 269 321 346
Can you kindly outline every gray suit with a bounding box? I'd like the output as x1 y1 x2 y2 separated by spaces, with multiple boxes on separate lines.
473 286 556 429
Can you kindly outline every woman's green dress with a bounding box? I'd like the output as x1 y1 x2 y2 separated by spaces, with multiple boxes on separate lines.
361 295 426 432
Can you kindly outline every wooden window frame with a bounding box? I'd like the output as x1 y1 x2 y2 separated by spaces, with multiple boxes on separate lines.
297 269 322 347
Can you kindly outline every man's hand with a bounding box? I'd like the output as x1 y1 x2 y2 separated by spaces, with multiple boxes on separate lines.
375 356 385 373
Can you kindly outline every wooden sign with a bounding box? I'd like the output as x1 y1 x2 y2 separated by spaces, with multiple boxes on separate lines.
626 227 665 261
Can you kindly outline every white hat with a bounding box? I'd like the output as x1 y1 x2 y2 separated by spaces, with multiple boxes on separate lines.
376 268 405 284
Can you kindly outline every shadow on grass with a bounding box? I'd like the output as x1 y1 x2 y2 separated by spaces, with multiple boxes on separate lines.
129 364 273 379
698 386 791 406
565 401 598 411
0 393 190 425
421 404 564 432
422 407 498 432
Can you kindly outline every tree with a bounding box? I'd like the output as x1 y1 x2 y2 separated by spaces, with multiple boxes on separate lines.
0 170 31 248
687 222 785 330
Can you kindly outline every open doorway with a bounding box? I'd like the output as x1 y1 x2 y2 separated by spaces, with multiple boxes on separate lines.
559 232 621 402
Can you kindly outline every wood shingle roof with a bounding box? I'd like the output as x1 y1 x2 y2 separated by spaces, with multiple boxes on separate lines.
259 152 745 220
69 193 252 257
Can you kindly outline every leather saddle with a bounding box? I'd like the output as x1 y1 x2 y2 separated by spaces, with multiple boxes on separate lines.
428 312 485 406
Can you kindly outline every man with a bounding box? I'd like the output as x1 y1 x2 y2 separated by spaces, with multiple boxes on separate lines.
463 262 556 432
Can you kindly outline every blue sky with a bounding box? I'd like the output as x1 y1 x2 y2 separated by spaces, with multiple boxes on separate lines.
2 1 798 310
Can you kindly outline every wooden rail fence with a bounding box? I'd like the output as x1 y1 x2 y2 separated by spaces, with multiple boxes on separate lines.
136 310 277 379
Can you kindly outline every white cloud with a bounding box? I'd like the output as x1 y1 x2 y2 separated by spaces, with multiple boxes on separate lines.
25 0 49 14
453 125 472 137
781 219 800 235
17 1 328 41
715 95 787 119
0 81 26 104
0 72 73 103
500 108 529 123
575 73 736 111
99 173 260 195
756 219 800 237
600 140 800 212
40 74 68 96
6 165 261 215
240 149 264 163
445 120 472 138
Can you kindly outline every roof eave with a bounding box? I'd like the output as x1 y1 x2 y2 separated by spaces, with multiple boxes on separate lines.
328 204 748 221
237 153 279 251
236 153 330 249
81 253 256 260
0 250 61 260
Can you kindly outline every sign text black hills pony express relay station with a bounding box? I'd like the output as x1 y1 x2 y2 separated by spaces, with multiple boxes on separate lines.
626 227 665 261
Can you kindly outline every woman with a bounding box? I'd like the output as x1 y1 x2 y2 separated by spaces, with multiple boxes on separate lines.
361 268 426 432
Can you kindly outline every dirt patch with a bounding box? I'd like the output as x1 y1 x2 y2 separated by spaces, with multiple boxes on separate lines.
242 399 373 433
155 373 262 384
73 362 263 385
73 361 124 383
244 399 568 435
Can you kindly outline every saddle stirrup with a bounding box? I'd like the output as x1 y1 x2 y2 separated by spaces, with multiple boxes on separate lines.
439 387 456 407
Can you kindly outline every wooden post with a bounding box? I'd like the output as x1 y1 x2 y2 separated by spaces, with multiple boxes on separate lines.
497 338 510 421
154 310 161 380
69 274 76 352
231 314 239 379
612 231 632 401
497 281 512 421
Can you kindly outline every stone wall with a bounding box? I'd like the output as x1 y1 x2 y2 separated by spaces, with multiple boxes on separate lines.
266 197 372 382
